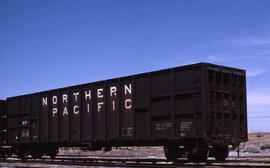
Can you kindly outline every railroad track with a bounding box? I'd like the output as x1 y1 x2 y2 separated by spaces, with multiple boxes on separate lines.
1 156 270 167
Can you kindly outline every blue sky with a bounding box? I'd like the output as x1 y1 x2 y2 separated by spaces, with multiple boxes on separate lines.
1 0 270 132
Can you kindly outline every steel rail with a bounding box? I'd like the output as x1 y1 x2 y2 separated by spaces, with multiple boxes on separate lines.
1 156 270 168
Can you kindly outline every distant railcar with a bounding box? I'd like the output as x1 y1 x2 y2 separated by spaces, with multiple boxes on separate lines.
0 100 6 144
0 63 247 161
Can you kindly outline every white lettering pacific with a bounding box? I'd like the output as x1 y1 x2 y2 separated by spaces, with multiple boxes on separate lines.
112 101 115 111
87 104 90 113
98 102 104 112
63 107 68 115
53 108 57 116
125 99 132 109
74 105 79 114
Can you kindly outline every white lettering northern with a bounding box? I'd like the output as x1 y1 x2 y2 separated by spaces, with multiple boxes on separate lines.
124 84 132 95
97 88 104 98
52 96 57 104
110 86 117 96
62 94 68 103
42 97 47 106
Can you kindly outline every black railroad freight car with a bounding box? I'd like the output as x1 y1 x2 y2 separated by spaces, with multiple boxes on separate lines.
2 63 247 161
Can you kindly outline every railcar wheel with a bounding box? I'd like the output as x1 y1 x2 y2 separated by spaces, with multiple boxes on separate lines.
212 145 228 162
18 152 27 160
0 153 6 159
163 145 179 162
16 147 30 160
188 149 208 162
46 150 57 159
31 152 43 159
7 152 12 158
50 153 56 159
44 146 58 159
31 148 43 159
48 150 58 159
